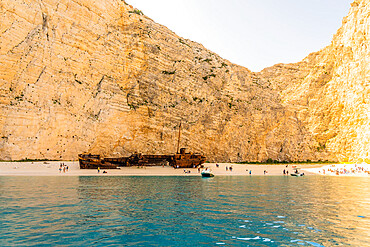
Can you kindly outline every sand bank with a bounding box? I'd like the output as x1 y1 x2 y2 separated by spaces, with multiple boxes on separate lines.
0 161 324 176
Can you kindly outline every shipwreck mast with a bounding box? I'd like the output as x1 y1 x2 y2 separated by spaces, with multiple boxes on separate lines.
176 122 181 154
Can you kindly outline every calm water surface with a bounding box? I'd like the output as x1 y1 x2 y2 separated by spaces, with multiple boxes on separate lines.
0 176 369 246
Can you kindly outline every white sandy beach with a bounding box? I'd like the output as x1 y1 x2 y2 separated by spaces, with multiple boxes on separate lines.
305 163 370 177
0 161 329 176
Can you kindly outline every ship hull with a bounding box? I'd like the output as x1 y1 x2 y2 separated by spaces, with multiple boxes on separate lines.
78 149 206 169
78 154 119 169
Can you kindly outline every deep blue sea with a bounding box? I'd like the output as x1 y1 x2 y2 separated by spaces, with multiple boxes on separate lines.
0 176 369 246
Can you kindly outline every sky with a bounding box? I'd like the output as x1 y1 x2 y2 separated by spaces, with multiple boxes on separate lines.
127 0 352 72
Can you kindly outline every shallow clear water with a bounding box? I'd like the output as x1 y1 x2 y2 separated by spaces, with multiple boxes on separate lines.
0 176 369 246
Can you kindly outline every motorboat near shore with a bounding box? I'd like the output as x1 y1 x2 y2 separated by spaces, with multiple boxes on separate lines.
201 168 214 177
290 167 305 176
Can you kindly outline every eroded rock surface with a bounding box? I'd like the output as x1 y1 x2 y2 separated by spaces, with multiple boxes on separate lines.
0 0 368 162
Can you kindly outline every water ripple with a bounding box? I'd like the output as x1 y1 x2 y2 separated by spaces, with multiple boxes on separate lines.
0 176 369 246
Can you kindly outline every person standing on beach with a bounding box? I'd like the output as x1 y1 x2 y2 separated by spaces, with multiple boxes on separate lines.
249 170 252 175
98 167 100 173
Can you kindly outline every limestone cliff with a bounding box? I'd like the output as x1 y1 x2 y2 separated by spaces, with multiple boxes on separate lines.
0 0 368 162
259 0 370 162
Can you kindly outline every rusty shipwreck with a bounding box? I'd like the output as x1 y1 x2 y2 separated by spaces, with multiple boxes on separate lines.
78 123 206 169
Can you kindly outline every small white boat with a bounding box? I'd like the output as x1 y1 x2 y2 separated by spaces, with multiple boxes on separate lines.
201 168 214 177
291 168 304 176
290 173 304 177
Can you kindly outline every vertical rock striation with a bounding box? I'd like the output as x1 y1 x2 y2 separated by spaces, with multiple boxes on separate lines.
0 0 368 162
259 0 370 162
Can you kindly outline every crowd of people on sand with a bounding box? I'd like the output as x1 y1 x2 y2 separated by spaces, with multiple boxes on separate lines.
59 163 69 173
318 163 370 176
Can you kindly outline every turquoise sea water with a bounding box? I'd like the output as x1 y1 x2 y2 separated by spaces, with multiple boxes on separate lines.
0 176 369 246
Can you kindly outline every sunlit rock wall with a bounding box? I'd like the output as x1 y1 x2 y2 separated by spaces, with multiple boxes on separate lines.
0 0 368 162
259 0 370 162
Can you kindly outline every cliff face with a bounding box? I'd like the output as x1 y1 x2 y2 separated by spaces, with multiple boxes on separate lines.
259 0 370 162
0 0 368 162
